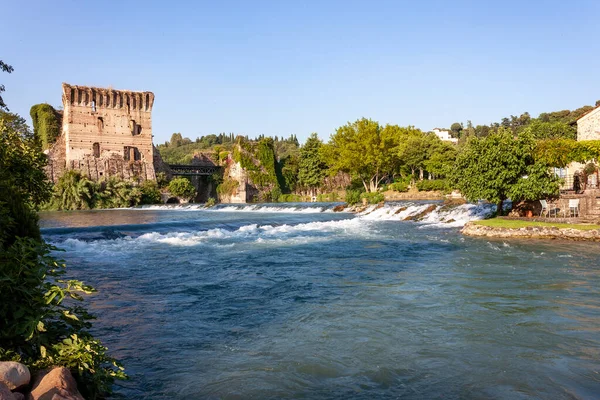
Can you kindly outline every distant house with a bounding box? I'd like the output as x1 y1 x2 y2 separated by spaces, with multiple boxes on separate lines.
577 105 600 141
432 128 458 144
558 106 600 191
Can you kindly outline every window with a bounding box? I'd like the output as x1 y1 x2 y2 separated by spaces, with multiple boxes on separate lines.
97 117 104 132
554 167 567 178
93 142 100 158
91 101 96 112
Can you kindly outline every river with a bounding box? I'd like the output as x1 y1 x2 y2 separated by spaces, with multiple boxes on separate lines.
39 202 600 399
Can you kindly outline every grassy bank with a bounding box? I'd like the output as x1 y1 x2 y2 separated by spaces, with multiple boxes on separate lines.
474 218 600 231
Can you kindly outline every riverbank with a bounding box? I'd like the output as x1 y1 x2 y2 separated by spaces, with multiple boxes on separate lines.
462 218 600 241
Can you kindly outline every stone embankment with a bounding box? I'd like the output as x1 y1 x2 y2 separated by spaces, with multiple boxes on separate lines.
462 222 600 241
0 362 84 400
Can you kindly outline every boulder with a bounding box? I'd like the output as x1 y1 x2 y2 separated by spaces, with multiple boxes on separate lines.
0 362 30 391
332 204 346 212
0 382 14 400
29 367 84 400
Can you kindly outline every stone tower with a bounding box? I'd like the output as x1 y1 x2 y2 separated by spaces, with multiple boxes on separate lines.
47 83 158 182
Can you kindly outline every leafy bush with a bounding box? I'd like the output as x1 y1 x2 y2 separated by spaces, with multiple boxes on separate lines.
168 177 196 200
415 179 450 192
345 189 363 205
278 193 303 202
0 240 126 399
216 178 239 197
316 192 339 202
155 172 169 188
389 181 409 192
361 192 385 204
139 180 162 204
205 197 216 207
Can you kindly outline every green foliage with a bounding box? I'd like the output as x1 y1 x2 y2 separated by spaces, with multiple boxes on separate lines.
0 111 125 398
415 179 450 192
269 186 282 202
0 240 125 399
216 178 239 197
534 139 600 167
51 171 96 210
521 120 575 140
0 60 14 111
155 172 169 188
361 192 384 204
30 104 62 150
139 180 162 204
345 189 363 205
316 192 339 202
278 193 303 202
322 119 405 192
388 181 409 192
205 197 216 207
168 177 196 200
234 138 281 198
50 173 145 210
583 162 598 176
298 133 326 190
452 129 559 215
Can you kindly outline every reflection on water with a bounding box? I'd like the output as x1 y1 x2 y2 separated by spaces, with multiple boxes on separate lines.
40 205 600 399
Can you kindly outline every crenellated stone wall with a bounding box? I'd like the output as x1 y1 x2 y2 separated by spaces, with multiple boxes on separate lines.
46 83 158 182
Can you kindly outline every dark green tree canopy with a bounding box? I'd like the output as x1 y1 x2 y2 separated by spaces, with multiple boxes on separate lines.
452 128 559 214
298 133 326 190
30 103 62 150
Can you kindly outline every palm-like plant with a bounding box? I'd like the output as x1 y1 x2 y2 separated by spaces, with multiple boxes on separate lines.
53 170 95 210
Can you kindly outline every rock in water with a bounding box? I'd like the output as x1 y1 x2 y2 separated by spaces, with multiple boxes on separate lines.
29 367 84 400
0 362 30 391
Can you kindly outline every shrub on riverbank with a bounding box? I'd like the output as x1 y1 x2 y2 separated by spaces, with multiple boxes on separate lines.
168 177 196 200
47 171 160 210
415 179 450 192
361 192 384 204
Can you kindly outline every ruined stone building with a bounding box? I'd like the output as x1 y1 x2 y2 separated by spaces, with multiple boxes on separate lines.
46 83 162 182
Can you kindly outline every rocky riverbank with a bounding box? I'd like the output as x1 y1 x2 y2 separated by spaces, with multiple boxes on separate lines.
462 222 600 241
0 362 85 400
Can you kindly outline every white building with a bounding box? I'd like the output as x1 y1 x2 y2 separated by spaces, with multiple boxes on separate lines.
432 128 458 144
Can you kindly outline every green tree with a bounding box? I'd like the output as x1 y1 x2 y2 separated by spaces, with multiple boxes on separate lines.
298 133 326 194
452 128 559 215
168 177 196 199
521 119 575 140
397 131 434 180
0 60 13 111
450 122 463 138
322 118 400 192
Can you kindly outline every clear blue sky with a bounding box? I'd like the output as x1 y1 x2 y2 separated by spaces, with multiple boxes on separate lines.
3 0 600 144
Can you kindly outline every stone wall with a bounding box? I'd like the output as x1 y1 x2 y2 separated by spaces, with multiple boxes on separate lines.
577 106 600 141
46 83 157 182
462 222 600 241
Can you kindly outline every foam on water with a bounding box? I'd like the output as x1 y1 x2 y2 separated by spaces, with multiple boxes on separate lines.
55 218 369 254
136 203 342 213
356 201 496 226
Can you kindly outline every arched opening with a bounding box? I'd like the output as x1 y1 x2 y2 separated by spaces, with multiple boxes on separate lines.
97 117 104 132
93 142 100 158
166 197 180 204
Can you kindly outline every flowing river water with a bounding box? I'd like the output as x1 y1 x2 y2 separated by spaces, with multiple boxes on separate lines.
39 202 600 399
